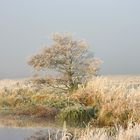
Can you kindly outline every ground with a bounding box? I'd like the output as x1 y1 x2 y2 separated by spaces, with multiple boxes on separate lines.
0 75 140 140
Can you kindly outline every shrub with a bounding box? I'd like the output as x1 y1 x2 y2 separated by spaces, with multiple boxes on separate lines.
57 106 98 127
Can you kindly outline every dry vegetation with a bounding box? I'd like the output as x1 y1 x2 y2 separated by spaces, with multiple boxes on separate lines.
26 123 140 140
0 75 140 139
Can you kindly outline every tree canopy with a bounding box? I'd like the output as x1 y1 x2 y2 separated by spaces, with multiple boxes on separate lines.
28 33 101 93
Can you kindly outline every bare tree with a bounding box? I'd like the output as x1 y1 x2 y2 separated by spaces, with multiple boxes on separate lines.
28 33 101 93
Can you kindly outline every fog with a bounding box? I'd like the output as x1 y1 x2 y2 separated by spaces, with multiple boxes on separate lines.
0 0 140 78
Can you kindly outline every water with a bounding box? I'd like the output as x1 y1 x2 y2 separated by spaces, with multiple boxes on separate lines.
0 127 39 140
0 116 55 140
0 115 62 140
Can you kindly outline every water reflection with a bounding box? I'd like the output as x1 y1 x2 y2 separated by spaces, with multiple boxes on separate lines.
0 116 58 140
0 115 54 127
0 127 38 140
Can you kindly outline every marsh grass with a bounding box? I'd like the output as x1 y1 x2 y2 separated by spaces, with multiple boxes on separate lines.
26 122 140 140
56 106 97 127
0 76 140 139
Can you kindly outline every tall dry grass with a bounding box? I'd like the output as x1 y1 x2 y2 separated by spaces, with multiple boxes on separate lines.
26 122 140 140
77 123 140 140
1 76 140 140
71 76 140 127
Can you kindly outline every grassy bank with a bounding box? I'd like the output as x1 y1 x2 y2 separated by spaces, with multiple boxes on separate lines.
0 76 140 139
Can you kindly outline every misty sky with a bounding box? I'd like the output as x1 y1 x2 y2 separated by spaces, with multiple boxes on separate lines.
0 0 140 78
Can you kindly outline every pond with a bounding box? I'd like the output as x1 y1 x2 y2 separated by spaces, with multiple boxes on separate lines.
0 127 41 140
0 115 60 140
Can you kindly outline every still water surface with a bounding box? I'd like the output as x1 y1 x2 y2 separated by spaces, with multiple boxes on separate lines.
0 127 39 140
0 116 55 140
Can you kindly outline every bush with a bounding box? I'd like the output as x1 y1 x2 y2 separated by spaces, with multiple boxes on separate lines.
56 106 98 127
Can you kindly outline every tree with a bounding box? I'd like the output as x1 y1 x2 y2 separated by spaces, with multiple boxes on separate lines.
28 33 101 93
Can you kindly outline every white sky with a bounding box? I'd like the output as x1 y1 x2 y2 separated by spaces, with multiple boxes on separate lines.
0 0 140 78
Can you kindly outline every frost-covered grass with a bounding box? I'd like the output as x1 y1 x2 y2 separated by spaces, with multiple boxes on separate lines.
0 75 140 140
26 122 140 140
